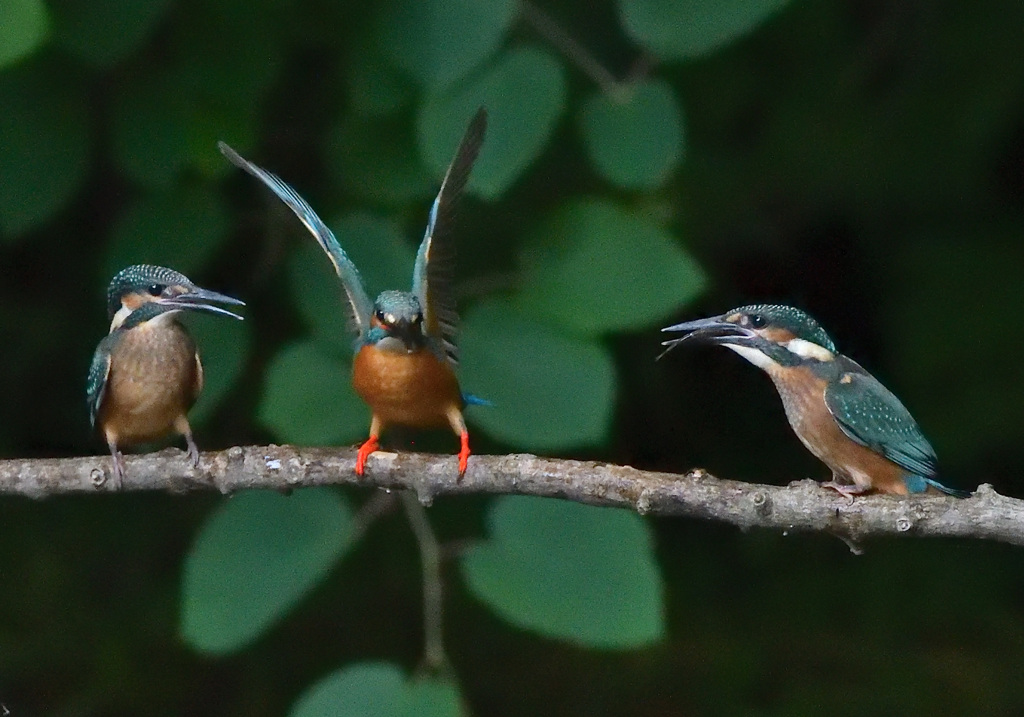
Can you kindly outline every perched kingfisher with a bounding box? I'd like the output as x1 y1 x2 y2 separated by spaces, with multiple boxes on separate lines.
87 265 245 482
219 108 488 476
661 304 967 498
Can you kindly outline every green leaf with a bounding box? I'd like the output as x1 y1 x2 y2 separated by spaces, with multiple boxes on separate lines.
0 0 50 69
113 66 260 188
579 80 686 189
289 213 416 353
516 198 706 335
458 299 615 449
417 46 567 198
375 0 516 91
181 488 353 654
462 496 664 648
51 0 170 66
329 117 436 207
291 662 462 717
619 0 791 59
0 63 90 237
103 184 229 280
258 341 368 446
347 51 414 118
186 314 251 425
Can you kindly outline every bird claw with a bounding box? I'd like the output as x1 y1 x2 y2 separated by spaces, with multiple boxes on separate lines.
457 431 470 479
356 436 380 476
821 480 866 505
186 437 200 469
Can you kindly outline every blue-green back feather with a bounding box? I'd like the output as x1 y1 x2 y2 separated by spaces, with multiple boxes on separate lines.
824 358 937 478
87 333 118 427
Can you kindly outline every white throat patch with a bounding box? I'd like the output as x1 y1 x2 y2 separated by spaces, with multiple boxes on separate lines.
726 344 774 369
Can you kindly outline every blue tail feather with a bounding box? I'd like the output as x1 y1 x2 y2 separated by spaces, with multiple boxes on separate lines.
463 393 492 407
904 474 970 498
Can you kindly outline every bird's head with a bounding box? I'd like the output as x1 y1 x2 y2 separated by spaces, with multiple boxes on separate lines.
106 265 245 330
661 304 837 370
369 290 425 352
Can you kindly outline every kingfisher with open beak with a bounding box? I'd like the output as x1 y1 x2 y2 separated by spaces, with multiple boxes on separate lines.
87 265 245 482
661 304 967 498
219 108 488 476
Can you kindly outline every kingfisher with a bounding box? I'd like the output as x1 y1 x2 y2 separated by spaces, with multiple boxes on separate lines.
661 304 967 498
219 108 488 476
87 265 245 482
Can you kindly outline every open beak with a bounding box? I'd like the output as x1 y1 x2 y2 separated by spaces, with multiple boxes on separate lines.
160 287 246 320
658 316 754 358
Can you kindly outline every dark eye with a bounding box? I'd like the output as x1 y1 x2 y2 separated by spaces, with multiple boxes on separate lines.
147 284 163 296
374 309 385 321
749 313 767 329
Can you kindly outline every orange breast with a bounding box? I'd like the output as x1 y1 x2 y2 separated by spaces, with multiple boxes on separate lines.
352 345 462 428
767 365 910 495
98 321 201 445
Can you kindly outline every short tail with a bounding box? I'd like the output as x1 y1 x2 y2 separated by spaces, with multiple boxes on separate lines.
906 475 971 498
463 393 493 407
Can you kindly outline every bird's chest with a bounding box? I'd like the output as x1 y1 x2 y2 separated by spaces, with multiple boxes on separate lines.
352 345 460 426
767 367 837 462
103 323 200 440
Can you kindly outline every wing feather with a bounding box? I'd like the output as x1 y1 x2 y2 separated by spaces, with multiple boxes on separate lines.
412 108 487 365
824 358 938 479
219 142 373 341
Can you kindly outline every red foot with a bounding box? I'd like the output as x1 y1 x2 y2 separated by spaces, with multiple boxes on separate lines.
355 436 380 476
457 431 470 477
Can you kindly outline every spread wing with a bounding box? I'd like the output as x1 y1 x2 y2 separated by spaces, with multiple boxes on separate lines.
218 141 373 342
86 334 117 428
824 359 938 479
412 108 487 365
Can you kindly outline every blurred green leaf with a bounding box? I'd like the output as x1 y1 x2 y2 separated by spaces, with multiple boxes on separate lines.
291 662 462 717
462 496 664 648
417 46 567 198
458 299 615 449
0 64 90 237
103 184 229 280
113 64 261 187
290 213 415 353
181 488 353 654
258 341 368 445
516 198 706 335
375 0 516 91
347 49 415 118
329 117 437 207
50 0 169 66
619 0 791 59
579 80 685 189
0 0 50 68
187 314 251 425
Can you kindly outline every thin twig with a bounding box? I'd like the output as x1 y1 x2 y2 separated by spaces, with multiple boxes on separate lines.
1 446 1020 548
401 491 447 671
520 0 626 97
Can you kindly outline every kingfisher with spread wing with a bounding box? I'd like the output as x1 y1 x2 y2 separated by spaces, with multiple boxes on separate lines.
220 109 488 476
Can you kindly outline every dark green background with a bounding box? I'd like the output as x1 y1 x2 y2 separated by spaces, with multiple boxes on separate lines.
2 0 1024 714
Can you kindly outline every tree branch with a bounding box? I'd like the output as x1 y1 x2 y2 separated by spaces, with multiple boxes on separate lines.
1 446 1019 549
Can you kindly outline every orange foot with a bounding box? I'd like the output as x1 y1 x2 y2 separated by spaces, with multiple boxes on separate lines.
355 436 380 476
821 479 869 504
457 431 470 478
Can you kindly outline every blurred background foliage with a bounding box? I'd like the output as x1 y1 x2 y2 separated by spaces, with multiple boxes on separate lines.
2 0 1024 714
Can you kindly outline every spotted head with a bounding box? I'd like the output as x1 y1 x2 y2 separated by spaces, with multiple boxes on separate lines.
106 265 245 331
661 304 837 370
368 290 426 352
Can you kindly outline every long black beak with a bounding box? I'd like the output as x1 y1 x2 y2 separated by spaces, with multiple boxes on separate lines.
658 316 753 358
161 287 246 320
